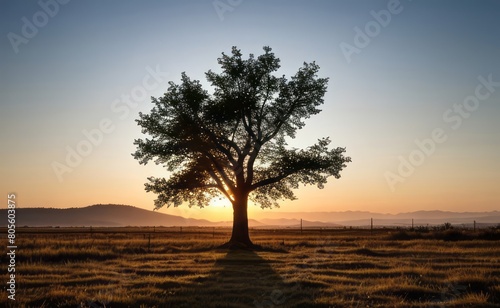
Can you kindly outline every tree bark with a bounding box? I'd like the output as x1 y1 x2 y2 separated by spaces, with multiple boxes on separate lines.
227 191 253 248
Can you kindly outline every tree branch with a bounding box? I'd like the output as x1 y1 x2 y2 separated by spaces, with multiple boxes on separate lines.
250 172 289 190
207 168 233 201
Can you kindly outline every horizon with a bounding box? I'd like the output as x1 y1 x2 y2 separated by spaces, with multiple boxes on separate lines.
15 202 500 214
9 203 500 223
2 1 500 222
4 203 499 228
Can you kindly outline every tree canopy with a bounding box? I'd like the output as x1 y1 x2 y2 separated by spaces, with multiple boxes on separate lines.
133 46 351 212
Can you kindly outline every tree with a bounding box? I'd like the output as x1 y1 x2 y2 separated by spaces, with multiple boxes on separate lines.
133 46 351 248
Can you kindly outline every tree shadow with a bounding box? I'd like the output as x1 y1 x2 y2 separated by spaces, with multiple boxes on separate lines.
170 249 307 307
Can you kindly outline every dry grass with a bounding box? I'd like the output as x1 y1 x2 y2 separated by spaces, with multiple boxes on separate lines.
1 227 499 307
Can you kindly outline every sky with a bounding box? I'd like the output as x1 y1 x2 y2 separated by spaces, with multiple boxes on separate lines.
1 0 499 221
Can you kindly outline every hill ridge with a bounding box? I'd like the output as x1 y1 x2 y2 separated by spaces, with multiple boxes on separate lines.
1 204 498 227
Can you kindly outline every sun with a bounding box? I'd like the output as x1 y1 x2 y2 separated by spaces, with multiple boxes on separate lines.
208 197 231 209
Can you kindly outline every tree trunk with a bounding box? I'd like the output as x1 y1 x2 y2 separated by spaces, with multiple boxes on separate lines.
227 192 253 248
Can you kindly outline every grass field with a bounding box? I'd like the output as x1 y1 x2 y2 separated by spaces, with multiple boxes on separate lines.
1 227 499 307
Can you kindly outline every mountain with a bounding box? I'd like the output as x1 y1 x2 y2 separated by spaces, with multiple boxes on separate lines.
0 204 215 227
1 204 498 228
254 210 500 227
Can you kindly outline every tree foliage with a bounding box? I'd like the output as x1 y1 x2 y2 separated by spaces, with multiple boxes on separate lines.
133 46 351 210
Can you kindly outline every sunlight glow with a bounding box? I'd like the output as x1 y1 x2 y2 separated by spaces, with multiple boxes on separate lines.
1 1 499 216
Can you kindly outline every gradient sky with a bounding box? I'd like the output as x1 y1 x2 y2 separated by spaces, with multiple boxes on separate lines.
1 0 499 221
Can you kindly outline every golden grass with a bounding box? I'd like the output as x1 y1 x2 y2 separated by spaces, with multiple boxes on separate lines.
1 227 499 307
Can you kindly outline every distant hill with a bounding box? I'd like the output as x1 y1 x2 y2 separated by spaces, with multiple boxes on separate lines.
254 210 500 227
1 204 498 228
0 204 215 227
0 204 269 228
258 218 342 228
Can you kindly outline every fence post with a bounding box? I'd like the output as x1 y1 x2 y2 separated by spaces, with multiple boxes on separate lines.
300 219 303 235
371 218 373 235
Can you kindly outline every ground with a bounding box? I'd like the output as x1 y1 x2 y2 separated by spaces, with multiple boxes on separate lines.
1 227 499 307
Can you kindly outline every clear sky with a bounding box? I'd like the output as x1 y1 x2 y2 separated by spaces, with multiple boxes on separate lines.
1 0 499 221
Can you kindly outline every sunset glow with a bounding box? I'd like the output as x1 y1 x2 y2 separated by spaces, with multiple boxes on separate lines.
2 0 499 221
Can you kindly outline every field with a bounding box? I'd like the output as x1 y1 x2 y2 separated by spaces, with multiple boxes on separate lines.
1 227 500 307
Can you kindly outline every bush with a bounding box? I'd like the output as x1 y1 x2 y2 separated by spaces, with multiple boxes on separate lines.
477 229 500 241
438 229 469 241
414 226 430 233
387 231 422 241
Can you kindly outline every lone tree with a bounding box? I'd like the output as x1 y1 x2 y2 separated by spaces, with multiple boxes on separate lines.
133 46 351 248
